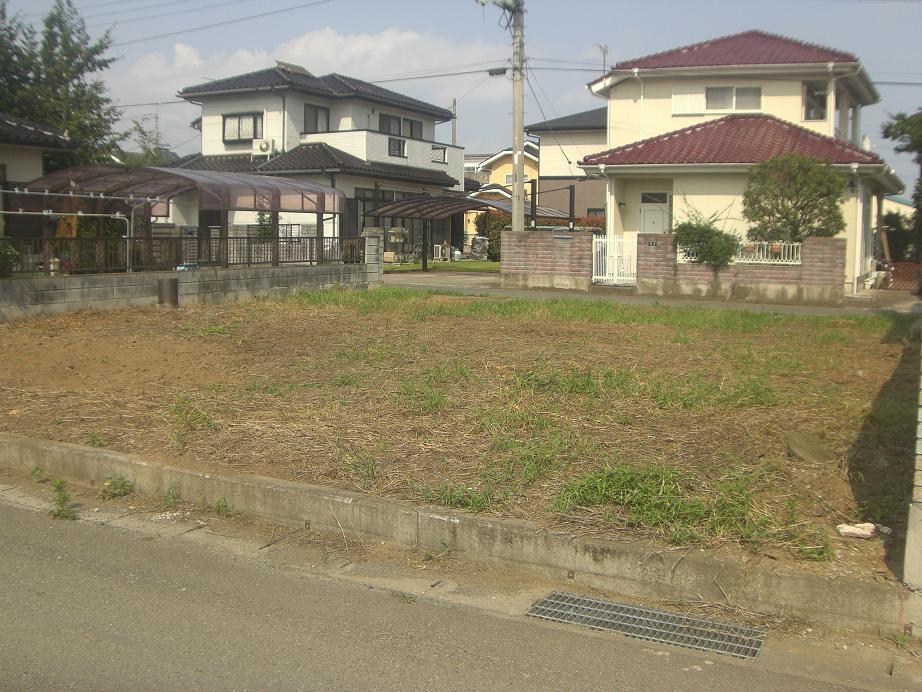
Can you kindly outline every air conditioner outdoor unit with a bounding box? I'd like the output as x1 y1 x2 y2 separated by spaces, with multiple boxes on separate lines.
253 139 275 156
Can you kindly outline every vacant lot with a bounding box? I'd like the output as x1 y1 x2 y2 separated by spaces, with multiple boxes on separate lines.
0 288 916 578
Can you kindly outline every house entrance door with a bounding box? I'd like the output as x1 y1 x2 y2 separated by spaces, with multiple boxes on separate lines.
639 192 670 234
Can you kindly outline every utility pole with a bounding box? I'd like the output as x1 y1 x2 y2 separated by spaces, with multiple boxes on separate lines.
479 0 525 233
510 2 525 233
451 98 457 146
598 44 609 73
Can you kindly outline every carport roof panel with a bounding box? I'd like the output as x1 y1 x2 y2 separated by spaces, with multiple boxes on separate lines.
22 165 344 214
366 195 568 220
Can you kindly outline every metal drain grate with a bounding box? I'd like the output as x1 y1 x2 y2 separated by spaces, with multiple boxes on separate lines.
527 591 764 659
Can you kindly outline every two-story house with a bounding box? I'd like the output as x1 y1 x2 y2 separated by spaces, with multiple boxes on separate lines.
173 61 464 249
0 112 72 237
525 107 607 218
578 30 903 293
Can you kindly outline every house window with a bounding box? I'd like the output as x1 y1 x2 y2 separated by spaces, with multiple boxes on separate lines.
804 81 828 121
587 208 605 217
735 86 762 110
402 118 423 140
431 145 447 163
223 113 263 142
641 192 668 204
303 104 330 134
705 86 762 111
705 87 733 110
388 137 406 157
504 173 528 185
379 113 401 135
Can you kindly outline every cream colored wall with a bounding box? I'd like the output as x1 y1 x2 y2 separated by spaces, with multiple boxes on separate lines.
537 131 607 177
607 170 873 291
882 198 915 220
672 174 748 234
485 155 539 186
0 144 44 183
607 75 835 148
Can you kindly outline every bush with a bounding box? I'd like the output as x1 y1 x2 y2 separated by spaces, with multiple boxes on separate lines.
0 241 19 277
673 222 741 269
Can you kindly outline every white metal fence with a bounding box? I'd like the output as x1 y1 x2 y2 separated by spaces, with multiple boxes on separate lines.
592 235 637 286
678 241 802 265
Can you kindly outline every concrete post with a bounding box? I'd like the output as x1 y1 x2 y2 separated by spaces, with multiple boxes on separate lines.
361 229 383 285
903 349 922 589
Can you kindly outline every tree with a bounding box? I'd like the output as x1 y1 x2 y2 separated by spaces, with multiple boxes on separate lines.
3 0 123 170
0 3 35 113
882 109 922 261
118 119 172 166
742 153 847 243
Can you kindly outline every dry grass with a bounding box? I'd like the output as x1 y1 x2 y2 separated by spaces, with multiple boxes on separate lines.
0 287 916 576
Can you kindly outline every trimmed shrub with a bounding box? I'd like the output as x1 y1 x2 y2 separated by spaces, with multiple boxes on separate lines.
673 222 741 269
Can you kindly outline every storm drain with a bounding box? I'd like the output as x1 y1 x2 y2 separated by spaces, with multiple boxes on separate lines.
527 592 764 659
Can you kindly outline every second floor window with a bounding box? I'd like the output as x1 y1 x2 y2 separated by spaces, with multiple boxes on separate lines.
304 104 330 134
431 145 447 163
223 112 263 142
803 81 828 121
379 113 401 135
705 86 762 111
402 118 423 140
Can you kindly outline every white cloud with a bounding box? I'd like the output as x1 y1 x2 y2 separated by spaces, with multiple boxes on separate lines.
105 27 513 153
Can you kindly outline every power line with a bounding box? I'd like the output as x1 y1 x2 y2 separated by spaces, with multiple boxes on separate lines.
83 0 202 21
524 67 579 171
110 0 334 47
366 59 508 82
370 68 506 84
88 0 260 28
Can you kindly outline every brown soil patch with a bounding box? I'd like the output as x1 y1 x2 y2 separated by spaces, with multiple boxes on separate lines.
1 291 916 582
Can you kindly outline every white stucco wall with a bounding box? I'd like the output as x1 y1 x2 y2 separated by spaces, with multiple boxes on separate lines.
0 144 45 183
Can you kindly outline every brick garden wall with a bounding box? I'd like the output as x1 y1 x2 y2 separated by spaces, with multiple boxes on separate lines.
500 230 593 292
636 233 847 306
0 234 382 321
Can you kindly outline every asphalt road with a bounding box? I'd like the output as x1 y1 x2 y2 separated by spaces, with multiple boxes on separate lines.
0 501 906 691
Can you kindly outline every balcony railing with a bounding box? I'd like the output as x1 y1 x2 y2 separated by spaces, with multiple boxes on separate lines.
2 235 366 276
679 240 802 265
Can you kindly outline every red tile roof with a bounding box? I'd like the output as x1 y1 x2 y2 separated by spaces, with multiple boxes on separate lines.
614 30 857 71
579 115 882 167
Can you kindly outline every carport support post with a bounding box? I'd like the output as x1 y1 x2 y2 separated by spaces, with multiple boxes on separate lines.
315 212 324 265
568 184 575 231
530 179 537 229
219 210 229 268
270 210 280 267
422 219 430 272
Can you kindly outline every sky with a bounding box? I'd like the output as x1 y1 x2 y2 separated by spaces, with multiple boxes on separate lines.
11 0 922 193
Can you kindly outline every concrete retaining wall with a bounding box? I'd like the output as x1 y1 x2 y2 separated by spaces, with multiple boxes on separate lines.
636 234 847 306
2 432 919 633
0 233 382 321
500 230 593 292
904 345 922 589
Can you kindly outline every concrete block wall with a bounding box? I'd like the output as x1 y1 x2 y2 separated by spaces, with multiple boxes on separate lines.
904 353 922 590
635 234 847 306
500 230 593 292
0 249 382 321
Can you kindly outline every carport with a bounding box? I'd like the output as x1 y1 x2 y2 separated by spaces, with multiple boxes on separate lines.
4 165 349 274
366 194 567 271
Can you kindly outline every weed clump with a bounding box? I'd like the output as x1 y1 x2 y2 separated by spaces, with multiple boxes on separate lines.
99 475 135 499
50 478 77 520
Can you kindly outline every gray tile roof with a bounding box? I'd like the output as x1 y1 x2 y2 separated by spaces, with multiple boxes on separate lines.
0 112 71 149
172 143 458 188
525 107 606 133
180 65 453 121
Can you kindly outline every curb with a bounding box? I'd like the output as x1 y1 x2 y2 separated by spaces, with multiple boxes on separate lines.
2 432 918 632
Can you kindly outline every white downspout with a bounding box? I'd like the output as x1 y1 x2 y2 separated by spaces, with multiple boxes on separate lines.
852 164 862 295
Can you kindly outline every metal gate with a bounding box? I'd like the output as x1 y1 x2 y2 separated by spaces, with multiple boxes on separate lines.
592 234 637 286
